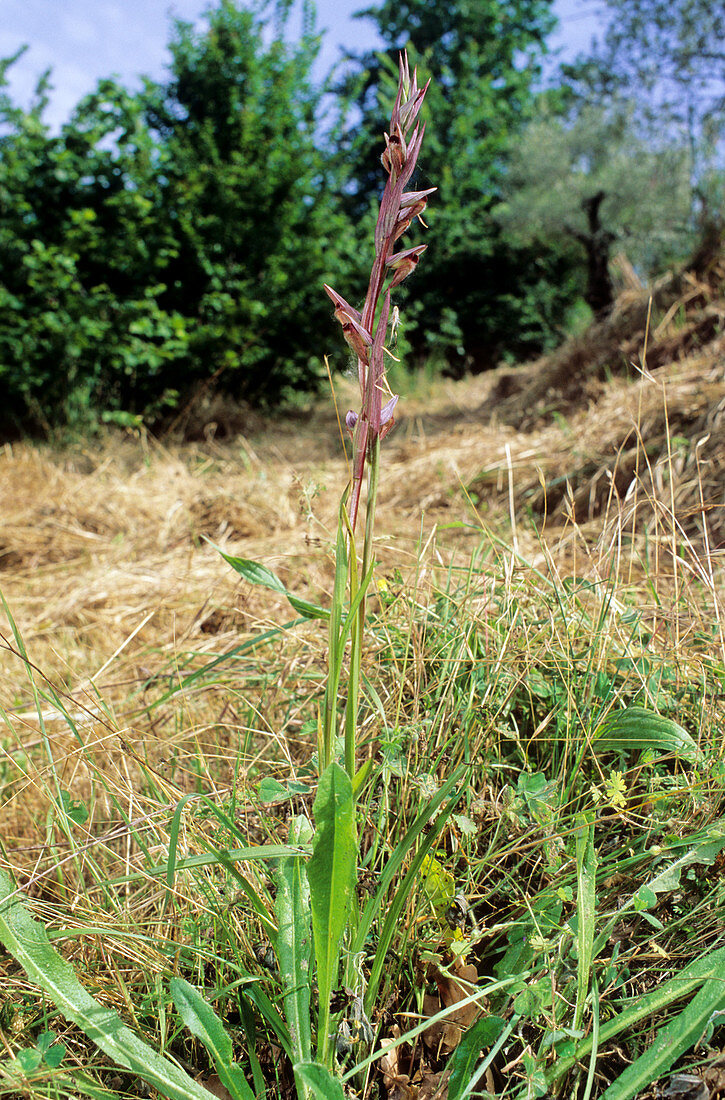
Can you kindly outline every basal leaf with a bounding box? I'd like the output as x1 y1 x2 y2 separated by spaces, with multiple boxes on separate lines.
603 970 725 1100
307 764 357 1064
275 816 314 1068
593 707 702 764
170 979 255 1100
294 1061 347 1100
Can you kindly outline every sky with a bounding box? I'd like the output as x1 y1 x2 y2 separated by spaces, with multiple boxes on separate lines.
0 0 607 131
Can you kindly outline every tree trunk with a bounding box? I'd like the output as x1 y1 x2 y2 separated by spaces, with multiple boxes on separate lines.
568 190 616 316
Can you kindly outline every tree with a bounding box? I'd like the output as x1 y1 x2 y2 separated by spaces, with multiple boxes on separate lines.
561 0 725 249
334 0 576 373
0 1 349 434
494 102 695 313
140 0 341 409
0 56 182 432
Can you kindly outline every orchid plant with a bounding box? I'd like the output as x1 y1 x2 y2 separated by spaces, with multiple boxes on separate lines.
324 52 433 538
319 53 434 779
0 51 441 1100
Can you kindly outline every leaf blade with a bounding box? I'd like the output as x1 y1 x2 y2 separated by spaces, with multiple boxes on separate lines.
307 764 357 1065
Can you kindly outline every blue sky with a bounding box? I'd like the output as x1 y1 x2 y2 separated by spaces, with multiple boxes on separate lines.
0 0 606 130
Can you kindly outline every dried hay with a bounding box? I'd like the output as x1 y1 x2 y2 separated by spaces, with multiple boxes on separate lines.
486 254 725 431
2 252 724 854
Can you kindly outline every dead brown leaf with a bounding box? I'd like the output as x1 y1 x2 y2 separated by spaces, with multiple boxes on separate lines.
705 1051 725 1096
422 962 483 1056
380 1025 415 1100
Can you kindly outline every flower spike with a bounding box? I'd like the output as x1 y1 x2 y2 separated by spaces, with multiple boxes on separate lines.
323 51 432 532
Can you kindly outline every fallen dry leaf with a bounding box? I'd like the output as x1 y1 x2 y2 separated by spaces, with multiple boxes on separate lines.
196 1074 234 1100
705 1051 725 1095
380 1025 415 1100
422 962 483 1056
417 1067 451 1100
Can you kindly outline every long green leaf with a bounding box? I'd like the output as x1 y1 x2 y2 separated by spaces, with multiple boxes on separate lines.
213 545 329 622
0 870 213 1100
448 1017 506 1100
546 946 725 1089
170 979 255 1100
593 707 702 763
574 815 597 1032
275 816 314 1071
603 968 725 1100
307 764 357 1066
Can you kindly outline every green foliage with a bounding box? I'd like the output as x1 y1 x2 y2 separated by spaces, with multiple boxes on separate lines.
496 102 696 283
307 763 357 1066
275 816 314 1073
560 0 725 247
214 544 331 621
335 0 581 371
0 1 342 434
0 868 214 1100
140 0 338 409
170 979 256 1100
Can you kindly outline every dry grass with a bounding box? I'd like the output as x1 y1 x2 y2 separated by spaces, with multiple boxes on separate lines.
2 259 724 857
1 262 724 1100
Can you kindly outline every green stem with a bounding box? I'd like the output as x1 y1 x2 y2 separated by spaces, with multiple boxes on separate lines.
344 437 380 778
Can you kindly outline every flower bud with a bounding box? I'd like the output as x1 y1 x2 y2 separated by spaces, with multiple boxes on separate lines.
381 130 405 175
386 244 427 288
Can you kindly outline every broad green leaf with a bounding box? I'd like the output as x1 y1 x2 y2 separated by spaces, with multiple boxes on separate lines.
307 764 357 1064
592 707 702 763
275 816 314 1069
0 869 214 1100
635 824 725 906
15 1049 42 1073
603 969 725 1100
294 1061 347 1100
258 778 289 803
257 778 309 803
448 1017 506 1100
213 545 329 621
170 979 255 1100
421 854 455 918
